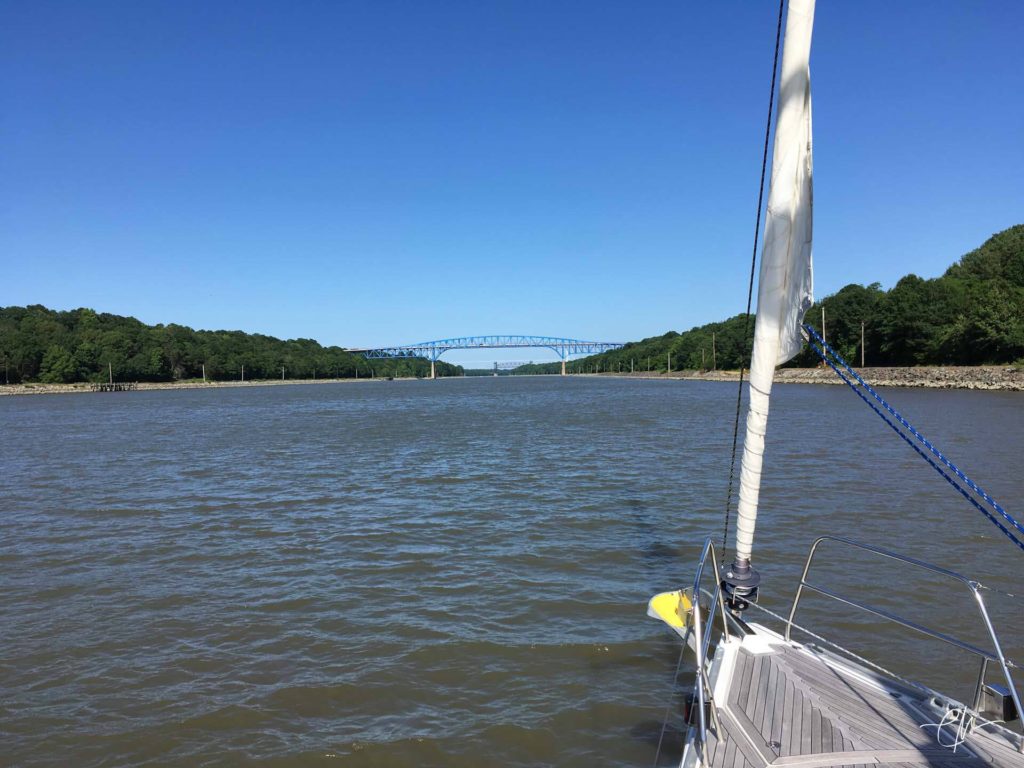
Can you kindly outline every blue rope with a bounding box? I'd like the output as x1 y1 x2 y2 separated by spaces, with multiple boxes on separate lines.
802 324 1024 553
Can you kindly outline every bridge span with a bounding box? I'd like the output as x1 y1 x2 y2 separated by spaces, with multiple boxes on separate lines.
347 335 624 378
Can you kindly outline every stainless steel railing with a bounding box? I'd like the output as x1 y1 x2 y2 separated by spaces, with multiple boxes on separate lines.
786 535 1023 752
688 536 737 765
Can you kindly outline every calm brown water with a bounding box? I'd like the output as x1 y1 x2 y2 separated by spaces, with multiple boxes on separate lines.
1 377 1021 767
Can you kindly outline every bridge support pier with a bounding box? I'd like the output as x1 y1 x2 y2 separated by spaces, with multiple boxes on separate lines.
561 358 566 376
430 359 436 380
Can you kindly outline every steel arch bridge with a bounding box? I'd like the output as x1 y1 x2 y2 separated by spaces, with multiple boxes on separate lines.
347 335 624 377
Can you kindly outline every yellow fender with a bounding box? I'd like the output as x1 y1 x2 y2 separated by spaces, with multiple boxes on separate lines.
647 589 694 641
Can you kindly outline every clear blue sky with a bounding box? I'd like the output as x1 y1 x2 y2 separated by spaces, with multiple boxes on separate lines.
2 1 1021 366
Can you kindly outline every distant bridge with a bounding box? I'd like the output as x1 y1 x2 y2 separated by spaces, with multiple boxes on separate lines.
347 335 624 378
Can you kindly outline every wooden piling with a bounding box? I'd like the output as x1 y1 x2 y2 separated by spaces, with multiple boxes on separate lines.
90 382 138 392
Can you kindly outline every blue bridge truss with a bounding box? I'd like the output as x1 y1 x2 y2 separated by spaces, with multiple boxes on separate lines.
348 335 624 362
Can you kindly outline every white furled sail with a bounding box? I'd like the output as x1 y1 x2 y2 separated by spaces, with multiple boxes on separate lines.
734 0 815 566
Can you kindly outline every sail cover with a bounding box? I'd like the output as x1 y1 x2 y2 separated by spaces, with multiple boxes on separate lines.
734 0 815 565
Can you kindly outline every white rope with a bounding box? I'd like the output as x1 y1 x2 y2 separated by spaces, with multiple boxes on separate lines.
920 707 1004 752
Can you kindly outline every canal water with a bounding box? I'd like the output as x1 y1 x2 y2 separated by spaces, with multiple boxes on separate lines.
2 377 1021 767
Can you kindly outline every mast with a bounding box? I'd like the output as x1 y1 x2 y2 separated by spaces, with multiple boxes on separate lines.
725 0 815 608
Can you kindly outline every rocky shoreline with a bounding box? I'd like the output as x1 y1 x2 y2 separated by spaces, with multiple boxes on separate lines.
0 378 389 397
1 366 1021 396
613 365 1023 391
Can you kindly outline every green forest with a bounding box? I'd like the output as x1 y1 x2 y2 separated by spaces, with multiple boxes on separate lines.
3 225 1021 384
517 224 1024 375
0 308 462 384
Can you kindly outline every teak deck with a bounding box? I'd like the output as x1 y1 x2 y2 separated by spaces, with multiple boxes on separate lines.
699 635 1023 768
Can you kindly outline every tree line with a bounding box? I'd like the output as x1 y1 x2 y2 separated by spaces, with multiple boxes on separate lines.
518 224 1024 374
0 307 462 383
3 225 1020 383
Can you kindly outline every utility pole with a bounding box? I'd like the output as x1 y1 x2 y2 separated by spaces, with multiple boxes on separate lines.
108 362 113 384
631 358 634 373
241 364 245 382
861 321 866 367
712 332 717 371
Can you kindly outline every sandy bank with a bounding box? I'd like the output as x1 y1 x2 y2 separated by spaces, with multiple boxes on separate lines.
596 366 1024 391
